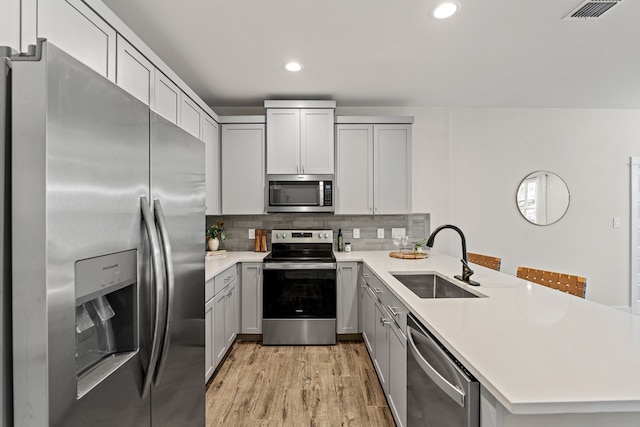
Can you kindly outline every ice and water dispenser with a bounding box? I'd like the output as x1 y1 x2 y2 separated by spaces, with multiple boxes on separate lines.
75 250 137 397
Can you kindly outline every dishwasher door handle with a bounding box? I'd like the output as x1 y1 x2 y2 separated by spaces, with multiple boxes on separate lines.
407 325 465 407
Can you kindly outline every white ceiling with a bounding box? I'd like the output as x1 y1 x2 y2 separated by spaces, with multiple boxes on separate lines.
102 0 640 109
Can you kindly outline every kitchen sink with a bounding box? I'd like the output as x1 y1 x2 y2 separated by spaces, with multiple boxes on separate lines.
392 273 485 298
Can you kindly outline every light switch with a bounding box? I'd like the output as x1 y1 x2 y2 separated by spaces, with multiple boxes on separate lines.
249 228 255 239
353 228 360 239
377 228 384 239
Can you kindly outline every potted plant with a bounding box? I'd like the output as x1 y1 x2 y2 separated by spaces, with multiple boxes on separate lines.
207 222 226 251
413 238 427 253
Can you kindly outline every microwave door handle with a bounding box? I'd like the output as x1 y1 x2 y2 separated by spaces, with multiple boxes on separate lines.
407 325 466 407
140 196 166 399
319 181 324 207
152 199 174 386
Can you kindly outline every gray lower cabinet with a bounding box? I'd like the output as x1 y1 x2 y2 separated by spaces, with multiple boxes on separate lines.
204 295 214 382
205 266 239 382
361 264 407 427
360 273 376 355
213 280 238 367
240 263 263 334
388 321 407 427
337 262 359 334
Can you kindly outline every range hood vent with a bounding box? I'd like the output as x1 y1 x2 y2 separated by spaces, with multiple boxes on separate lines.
564 0 622 19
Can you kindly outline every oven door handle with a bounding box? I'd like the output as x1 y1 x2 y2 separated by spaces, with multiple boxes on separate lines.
263 262 337 270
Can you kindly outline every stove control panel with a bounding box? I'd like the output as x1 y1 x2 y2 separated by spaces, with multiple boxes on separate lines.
271 229 333 243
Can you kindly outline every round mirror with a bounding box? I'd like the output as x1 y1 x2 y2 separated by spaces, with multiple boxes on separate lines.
516 171 569 225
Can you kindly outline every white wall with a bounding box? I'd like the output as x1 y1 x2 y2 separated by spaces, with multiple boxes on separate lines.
448 108 640 306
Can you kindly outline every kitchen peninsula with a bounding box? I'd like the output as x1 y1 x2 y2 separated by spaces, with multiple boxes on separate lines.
207 251 640 427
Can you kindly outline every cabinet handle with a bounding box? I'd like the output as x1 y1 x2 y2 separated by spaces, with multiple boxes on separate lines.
373 288 383 295
387 306 400 317
380 317 391 326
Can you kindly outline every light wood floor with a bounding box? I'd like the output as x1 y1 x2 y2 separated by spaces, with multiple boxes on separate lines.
205 341 395 426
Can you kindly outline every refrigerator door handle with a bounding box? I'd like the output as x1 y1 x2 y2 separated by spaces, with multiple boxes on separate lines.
140 196 166 399
153 198 175 386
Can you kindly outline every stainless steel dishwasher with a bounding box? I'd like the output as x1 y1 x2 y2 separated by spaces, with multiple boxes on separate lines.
406 314 479 427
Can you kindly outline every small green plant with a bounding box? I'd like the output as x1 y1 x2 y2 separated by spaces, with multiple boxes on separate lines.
207 222 226 241
413 238 427 252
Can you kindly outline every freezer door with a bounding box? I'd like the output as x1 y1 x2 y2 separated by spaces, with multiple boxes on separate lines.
12 42 151 426
149 111 205 426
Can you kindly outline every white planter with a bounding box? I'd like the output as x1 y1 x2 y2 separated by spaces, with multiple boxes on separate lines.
208 238 219 251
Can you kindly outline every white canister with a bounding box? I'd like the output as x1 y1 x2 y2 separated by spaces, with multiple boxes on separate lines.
344 242 351 252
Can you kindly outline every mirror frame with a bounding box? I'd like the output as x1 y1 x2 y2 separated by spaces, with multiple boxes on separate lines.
516 171 570 226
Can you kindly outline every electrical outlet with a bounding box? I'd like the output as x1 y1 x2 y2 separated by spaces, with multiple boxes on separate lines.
353 228 360 239
392 228 406 238
377 228 384 239
249 228 255 239
613 217 621 228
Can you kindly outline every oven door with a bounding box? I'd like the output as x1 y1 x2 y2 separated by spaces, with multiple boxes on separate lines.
262 263 337 345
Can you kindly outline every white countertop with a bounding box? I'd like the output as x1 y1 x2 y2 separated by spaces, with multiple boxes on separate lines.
205 251 267 281
336 251 640 415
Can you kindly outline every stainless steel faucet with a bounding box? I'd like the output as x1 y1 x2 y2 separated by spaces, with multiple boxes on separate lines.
426 224 480 286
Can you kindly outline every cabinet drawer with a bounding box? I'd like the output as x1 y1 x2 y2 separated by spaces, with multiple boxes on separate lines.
382 289 408 333
363 265 386 301
215 265 237 295
205 278 214 302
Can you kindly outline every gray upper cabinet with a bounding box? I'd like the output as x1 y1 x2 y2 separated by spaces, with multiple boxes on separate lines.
115 35 153 105
153 71 181 125
180 93 203 139
336 120 412 214
38 0 116 81
221 122 266 214
202 115 220 216
266 101 335 175
374 124 412 214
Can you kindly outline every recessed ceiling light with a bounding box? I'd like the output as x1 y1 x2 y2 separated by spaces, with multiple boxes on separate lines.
433 1 461 19
285 62 303 72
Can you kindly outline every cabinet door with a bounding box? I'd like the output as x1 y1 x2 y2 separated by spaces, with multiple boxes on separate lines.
300 109 334 174
204 298 214 382
373 302 390 393
266 109 299 174
241 263 263 334
362 284 376 357
374 125 412 214
202 115 220 215
225 282 238 347
336 124 374 214
221 124 265 214
38 0 116 81
388 325 407 427
154 71 180 125
116 35 153 105
213 290 227 368
337 262 358 334
180 94 202 139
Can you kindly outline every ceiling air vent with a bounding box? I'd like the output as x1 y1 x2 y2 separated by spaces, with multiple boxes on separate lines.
564 0 622 19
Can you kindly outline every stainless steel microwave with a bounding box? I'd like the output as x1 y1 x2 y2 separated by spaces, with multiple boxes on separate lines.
265 174 334 213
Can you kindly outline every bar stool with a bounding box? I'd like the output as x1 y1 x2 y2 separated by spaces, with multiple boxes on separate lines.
467 252 502 271
516 266 587 298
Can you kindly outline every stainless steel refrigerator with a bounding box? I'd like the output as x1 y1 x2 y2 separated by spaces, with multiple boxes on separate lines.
1 40 205 426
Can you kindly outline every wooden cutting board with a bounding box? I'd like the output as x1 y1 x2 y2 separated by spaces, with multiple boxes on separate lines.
389 251 428 259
